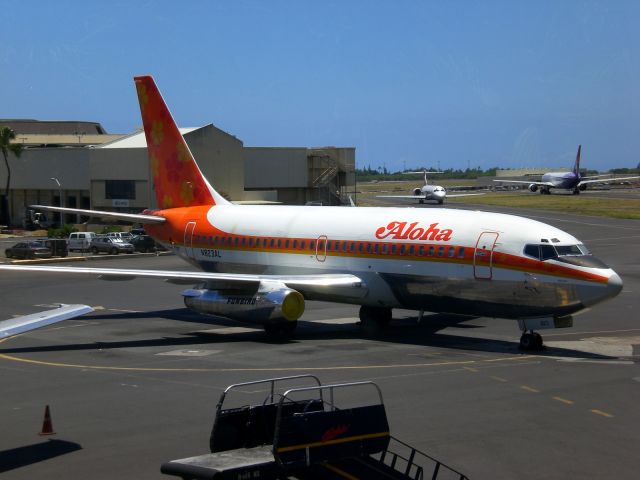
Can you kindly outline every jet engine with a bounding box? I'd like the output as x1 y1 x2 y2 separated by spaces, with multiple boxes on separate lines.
528 184 538 192
413 188 423 196
181 282 305 326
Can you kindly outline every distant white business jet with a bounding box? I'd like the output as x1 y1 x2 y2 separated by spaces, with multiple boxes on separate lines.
377 170 485 204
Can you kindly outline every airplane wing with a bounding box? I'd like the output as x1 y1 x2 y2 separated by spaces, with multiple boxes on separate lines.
445 193 486 198
578 175 640 186
0 304 94 339
376 195 426 199
31 205 165 224
0 265 366 299
492 180 555 187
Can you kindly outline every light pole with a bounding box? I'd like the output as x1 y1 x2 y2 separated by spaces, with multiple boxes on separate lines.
50 177 62 227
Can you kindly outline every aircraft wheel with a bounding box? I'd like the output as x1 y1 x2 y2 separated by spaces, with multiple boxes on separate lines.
519 332 543 351
359 306 391 336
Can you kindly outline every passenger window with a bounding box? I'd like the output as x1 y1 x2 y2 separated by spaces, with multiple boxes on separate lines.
457 247 465 258
292 240 297 249
342 242 347 252
438 246 444 257
400 245 406 255
382 244 388 254
391 245 397 254
270 239 275 248
448 247 455 258
366 243 371 253
358 243 363 253
428 246 435 256
374 244 379 254
310 240 315 250
409 245 415 255
418 245 425 256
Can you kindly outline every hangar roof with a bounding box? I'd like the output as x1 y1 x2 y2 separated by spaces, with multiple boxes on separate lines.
98 127 198 149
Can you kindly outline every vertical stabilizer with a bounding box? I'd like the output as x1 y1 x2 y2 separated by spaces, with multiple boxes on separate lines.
134 75 229 208
573 145 582 176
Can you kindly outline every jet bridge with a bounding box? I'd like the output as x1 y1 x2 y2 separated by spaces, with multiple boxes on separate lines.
161 375 468 480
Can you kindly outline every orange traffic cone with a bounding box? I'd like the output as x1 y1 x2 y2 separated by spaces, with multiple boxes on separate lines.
39 405 56 436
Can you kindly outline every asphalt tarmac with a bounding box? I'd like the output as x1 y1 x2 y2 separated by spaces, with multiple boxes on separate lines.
0 205 638 479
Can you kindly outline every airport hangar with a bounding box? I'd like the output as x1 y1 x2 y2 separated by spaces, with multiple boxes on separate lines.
0 119 356 227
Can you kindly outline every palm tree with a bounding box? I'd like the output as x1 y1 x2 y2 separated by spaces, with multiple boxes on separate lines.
0 127 24 226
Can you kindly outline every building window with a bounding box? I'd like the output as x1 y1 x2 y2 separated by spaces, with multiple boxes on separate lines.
105 180 136 200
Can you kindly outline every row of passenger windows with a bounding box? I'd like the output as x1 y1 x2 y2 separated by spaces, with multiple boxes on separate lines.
192 234 466 259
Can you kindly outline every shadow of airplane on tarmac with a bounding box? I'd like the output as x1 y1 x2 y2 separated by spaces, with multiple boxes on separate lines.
0 439 82 473
0 308 619 362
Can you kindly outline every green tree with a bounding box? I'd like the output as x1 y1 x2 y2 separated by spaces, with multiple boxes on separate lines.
0 127 24 226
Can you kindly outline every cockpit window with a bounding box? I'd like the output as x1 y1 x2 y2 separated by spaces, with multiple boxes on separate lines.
523 243 606 268
540 244 557 260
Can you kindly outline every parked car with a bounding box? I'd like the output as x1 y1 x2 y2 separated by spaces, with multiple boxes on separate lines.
44 238 68 257
5 241 52 259
106 232 134 241
130 227 146 236
68 232 97 252
130 234 164 253
89 236 135 255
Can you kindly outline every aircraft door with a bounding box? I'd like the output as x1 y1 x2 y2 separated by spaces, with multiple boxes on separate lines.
474 231 499 279
315 235 328 262
184 221 196 258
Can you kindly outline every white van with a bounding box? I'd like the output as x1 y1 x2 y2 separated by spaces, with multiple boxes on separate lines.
68 232 97 252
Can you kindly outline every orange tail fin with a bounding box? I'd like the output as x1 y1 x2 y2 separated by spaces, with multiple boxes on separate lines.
134 75 229 208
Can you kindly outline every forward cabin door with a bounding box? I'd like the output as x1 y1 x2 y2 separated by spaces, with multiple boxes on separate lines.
184 221 196 259
315 235 328 262
474 231 499 279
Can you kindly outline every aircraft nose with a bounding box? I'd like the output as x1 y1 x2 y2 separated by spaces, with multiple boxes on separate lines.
607 272 623 298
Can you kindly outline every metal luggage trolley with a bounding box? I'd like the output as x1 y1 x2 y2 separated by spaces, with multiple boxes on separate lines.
161 375 468 480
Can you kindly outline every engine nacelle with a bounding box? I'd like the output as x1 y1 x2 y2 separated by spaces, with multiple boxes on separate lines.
413 187 423 196
181 282 305 325
528 184 538 192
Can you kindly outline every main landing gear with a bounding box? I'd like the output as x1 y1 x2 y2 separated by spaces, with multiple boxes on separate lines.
359 306 392 336
519 330 543 351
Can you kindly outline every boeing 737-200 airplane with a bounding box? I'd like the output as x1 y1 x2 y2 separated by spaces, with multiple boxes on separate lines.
0 76 623 350
493 145 640 194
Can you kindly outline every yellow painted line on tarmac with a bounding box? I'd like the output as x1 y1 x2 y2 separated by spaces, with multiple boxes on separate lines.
590 409 614 418
490 376 508 382
107 308 144 313
552 396 574 405
463 367 479 372
0 333 537 372
545 328 640 338
520 385 540 393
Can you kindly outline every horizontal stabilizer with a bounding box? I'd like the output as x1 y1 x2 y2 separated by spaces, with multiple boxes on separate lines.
30 205 165 224
0 304 94 339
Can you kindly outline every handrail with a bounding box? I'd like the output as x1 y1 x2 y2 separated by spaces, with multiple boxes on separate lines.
215 374 322 413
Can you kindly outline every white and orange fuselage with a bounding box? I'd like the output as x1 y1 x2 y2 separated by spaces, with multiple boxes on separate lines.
145 203 621 320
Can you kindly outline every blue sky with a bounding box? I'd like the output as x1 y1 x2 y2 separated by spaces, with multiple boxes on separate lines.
1 1 638 171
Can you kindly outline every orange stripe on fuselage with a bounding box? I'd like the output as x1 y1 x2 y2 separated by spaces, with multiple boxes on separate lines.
144 206 609 285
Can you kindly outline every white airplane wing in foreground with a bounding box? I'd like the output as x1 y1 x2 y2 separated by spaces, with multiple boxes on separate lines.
0 265 367 298
0 304 94 339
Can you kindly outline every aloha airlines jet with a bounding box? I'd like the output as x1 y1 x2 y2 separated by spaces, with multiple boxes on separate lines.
0 76 623 350
494 145 640 195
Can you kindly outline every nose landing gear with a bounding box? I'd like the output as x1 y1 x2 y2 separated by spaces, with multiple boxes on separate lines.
519 331 544 351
